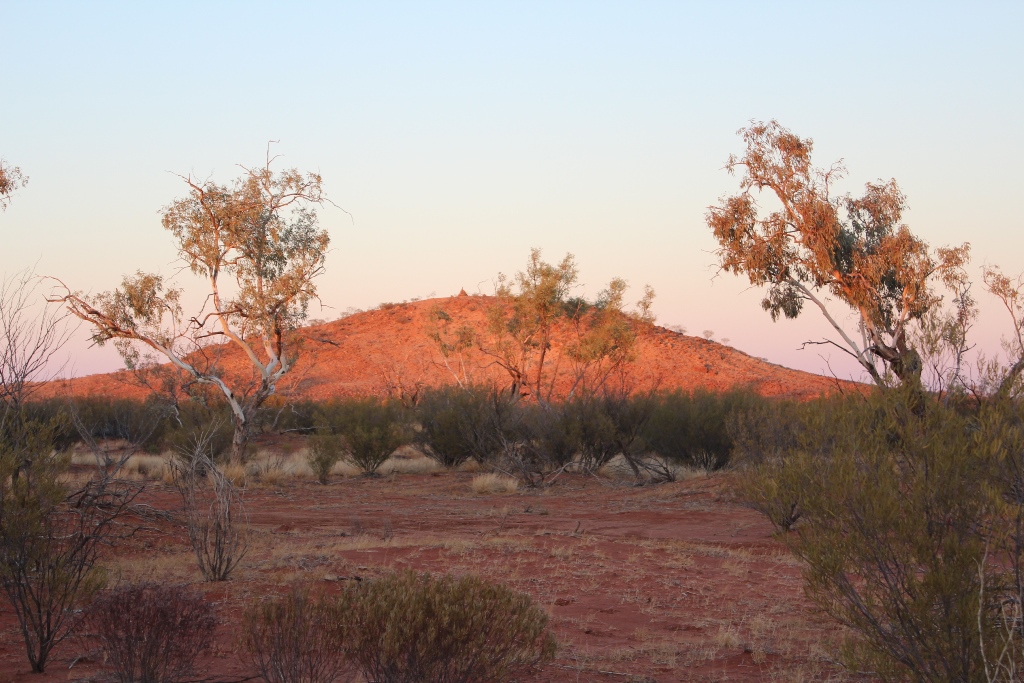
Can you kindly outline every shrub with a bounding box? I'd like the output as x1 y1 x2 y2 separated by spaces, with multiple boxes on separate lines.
240 585 352 683
522 401 579 470
86 583 216 683
415 386 513 468
643 389 761 471
0 411 139 673
315 399 411 475
572 390 655 479
172 429 249 582
163 402 234 463
69 397 171 462
344 571 555 683
736 388 1024 681
306 432 343 484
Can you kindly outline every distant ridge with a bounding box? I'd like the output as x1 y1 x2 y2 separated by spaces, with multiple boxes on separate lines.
43 295 853 402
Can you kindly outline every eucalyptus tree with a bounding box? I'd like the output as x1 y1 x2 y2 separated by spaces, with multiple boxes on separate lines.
706 120 969 390
54 153 333 464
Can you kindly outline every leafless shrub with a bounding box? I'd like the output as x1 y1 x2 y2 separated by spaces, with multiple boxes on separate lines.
1 269 72 433
172 428 248 581
240 585 352 683
85 582 216 683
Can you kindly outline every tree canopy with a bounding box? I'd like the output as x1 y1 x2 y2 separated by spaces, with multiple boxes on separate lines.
706 120 969 388
53 152 333 463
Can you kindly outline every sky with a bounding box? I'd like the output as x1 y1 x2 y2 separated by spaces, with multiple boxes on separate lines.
2 1 1023 382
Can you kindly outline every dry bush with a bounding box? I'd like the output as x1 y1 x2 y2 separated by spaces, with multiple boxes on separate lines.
85 582 216 683
222 462 248 487
240 585 352 683
172 431 248 582
345 570 555 683
330 458 361 478
471 472 520 494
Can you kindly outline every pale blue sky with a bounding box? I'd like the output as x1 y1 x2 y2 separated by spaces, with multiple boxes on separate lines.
3 1 1022 380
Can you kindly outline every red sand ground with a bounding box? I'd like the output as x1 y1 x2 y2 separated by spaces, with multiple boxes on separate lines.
43 294 855 403
0 465 869 683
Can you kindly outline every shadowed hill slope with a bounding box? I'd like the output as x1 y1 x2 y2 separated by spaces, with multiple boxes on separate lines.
45 294 854 402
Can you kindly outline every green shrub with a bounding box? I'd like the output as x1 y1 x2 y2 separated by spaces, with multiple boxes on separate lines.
241 586 351 683
314 399 410 475
163 401 234 462
569 391 654 478
306 432 343 484
644 389 761 471
415 386 515 468
735 388 1024 681
0 410 139 673
344 570 555 683
522 401 579 470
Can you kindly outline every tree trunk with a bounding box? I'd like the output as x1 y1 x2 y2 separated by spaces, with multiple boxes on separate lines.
230 413 250 466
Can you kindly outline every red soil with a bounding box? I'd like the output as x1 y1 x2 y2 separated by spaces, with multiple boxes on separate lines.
0 469 868 683
42 295 854 402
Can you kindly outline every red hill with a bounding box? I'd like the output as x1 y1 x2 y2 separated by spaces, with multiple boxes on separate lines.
44 295 851 402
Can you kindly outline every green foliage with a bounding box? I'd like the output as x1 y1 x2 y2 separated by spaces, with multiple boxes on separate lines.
415 386 512 468
241 585 351 683
735 389 1024 681
163 401 234 462
570 390 654 476
344 570 556 683
0 409 137 672
306 432 343 484
314 399 410 475
643 389 761 471
522 401 579 470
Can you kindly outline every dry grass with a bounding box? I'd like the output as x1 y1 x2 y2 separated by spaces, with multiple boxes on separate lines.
247 450 314 484
222 463 247 487
240 450 442 483
380 455 441 475
457 459 483 473
122 454 169 480
471 472 520 494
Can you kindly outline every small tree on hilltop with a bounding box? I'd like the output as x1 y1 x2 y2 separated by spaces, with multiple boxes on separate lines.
465 249 654 403
706 120 969 390
486 249 579 399
52 151 333 464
